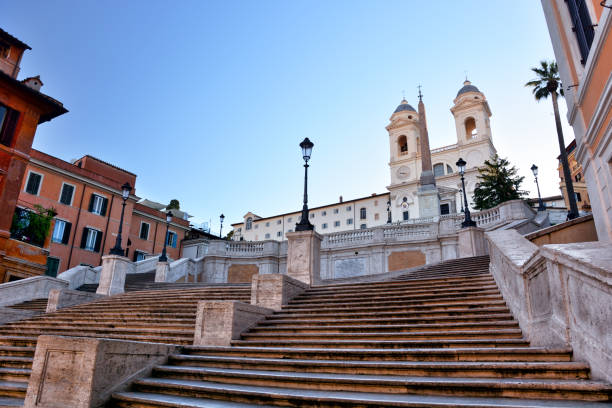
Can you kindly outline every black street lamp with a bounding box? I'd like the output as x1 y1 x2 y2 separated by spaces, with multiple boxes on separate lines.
456 158 477 228
386 199 392 224
531 164 546 212
109 182 132 256
295 137 314 231
219 213 225 238
159 211 173 262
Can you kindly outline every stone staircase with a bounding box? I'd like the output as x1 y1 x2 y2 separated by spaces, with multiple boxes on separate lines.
0 285 251 407
5 299 48 314
110 257 612 407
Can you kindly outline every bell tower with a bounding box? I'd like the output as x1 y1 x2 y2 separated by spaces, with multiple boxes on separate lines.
450 80 492 145
386 99 420 186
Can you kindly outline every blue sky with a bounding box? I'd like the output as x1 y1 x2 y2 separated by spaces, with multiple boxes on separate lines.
2 1 574 232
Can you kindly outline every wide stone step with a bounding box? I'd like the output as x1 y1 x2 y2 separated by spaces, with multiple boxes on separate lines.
29 312 196 320
0 347 34 358
3 321 194 331
112 384 612 408
184 346 574 362
299 282 499 298
307 277 496 295
166 355 590 380
288 290 503 306
240 328 524 341
0 368 30 383
247 321 520 334
0 396 24 408
135 369 612 401
231 338 530 349
0 338 36 348
0 357 32 369
0 327 194 341
22 316 196 325
0 381 26 399
259 313 515 326
279 299 507 313
269 306 512 320
0 331 190 345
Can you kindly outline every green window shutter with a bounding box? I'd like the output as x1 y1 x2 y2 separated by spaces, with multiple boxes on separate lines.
62 222 72 245
93 231 102 252
80 228 88 249
100 198 108 216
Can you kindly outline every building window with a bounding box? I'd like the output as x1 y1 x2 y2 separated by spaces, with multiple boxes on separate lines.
288 217 292 222
374 213 379 221
134 250 147 262
88 194 108 216
446 165 453 174
80 228 102 252
0 40 9 58
46 256 60 277
322 211 327 216
347 218 353 225
265 222 270 227
265 233 270 239
59 183 75 206
464 117 477 139
322 223 328 229
51 219 72 245
246 217 253 230
310 213 315 219
440 203 450 215
359 207 366 220
575 173 582 182
575 192 582 202
398 135 408 154
277 220 281 224
566 0 594 64
0 103 20 147
403 211 409 221
360 224 367 229
346 206 352 211
139 222 150 240
166 231 178 248
333 209 339 214
334 221 340 227
277 231 282 237
433 163 445 177
25 172 43 195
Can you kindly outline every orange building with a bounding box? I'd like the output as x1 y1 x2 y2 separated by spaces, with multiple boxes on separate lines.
0 29 67 282
558 139 591 212
541 1 612 241
15 150 190 277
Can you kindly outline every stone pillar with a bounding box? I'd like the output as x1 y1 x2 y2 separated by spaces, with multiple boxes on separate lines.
251 273 309 310
193 301 273 346
458 226 487 258
96 255 133 296
154 261 170 282
24 335 176 408
286 230 322 285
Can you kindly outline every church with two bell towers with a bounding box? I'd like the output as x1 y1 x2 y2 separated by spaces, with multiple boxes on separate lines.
232 80 498 242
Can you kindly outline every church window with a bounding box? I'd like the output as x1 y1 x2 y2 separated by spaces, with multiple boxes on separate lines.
360 224 367 229
398 135 408 155
322 211 326 216
334 221 340 227
277 220 282 224
465 117 477 139
310 213 315 219
246 217 253 230
277 231 282 237
440 203 450 215
433 163 445 177
333 209 339 214
346 206 352 211
265 222 270 227
359 208 366 219
402 211 409 220
322 223 328 229
265 233 270 239
446 165 453 174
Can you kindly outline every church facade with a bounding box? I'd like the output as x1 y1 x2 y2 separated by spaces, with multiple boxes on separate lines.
232 80 497 242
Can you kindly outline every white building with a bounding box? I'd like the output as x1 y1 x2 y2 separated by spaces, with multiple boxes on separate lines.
232 80 497 242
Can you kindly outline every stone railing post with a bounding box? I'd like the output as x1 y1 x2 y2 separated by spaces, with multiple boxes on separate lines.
286 230 322 285
96 255 134 296
458 226 487 258
154 261 169 282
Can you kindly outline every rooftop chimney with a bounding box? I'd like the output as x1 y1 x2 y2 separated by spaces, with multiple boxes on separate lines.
22 75 43 91
339 196 343 203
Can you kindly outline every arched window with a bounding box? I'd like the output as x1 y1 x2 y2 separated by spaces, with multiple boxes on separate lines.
246 217 253 230
465 117 477 139
359 207 366 220
398 135 408 155
446 164 453 174
433 163 445 177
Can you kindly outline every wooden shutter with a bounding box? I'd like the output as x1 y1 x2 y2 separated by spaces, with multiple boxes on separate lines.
88 194 95 212
100 197 108 216
60 185 74 205
80 228 88 249
93 230 102 252
62 222 72 245
0 108 20 147
26 173 41 195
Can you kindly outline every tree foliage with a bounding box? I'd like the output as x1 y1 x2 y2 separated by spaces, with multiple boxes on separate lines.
167 199 180 210
472 155 527 211
10 204 56 247
225 230 234 240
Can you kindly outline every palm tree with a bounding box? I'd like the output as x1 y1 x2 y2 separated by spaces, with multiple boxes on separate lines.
525 60 579 220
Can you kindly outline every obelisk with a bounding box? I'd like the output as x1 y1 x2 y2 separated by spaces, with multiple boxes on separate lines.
416 87 441 218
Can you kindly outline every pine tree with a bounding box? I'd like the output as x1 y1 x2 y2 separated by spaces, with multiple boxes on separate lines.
472 155 526 210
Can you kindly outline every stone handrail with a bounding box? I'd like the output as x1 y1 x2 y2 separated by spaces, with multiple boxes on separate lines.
0 276 69 307
57 265 102 289
325 229 375 245
486 229 612 382
383 223 437 240
225 242 265 254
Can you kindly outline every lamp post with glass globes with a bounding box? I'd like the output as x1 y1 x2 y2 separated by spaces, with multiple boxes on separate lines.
219 213 225 238
159 211 173 262
109 182 132 256
531 164 546 212
456 158 477 228
295 138 315 231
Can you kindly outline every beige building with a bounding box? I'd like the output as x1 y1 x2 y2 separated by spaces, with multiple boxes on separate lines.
232 81 498 241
